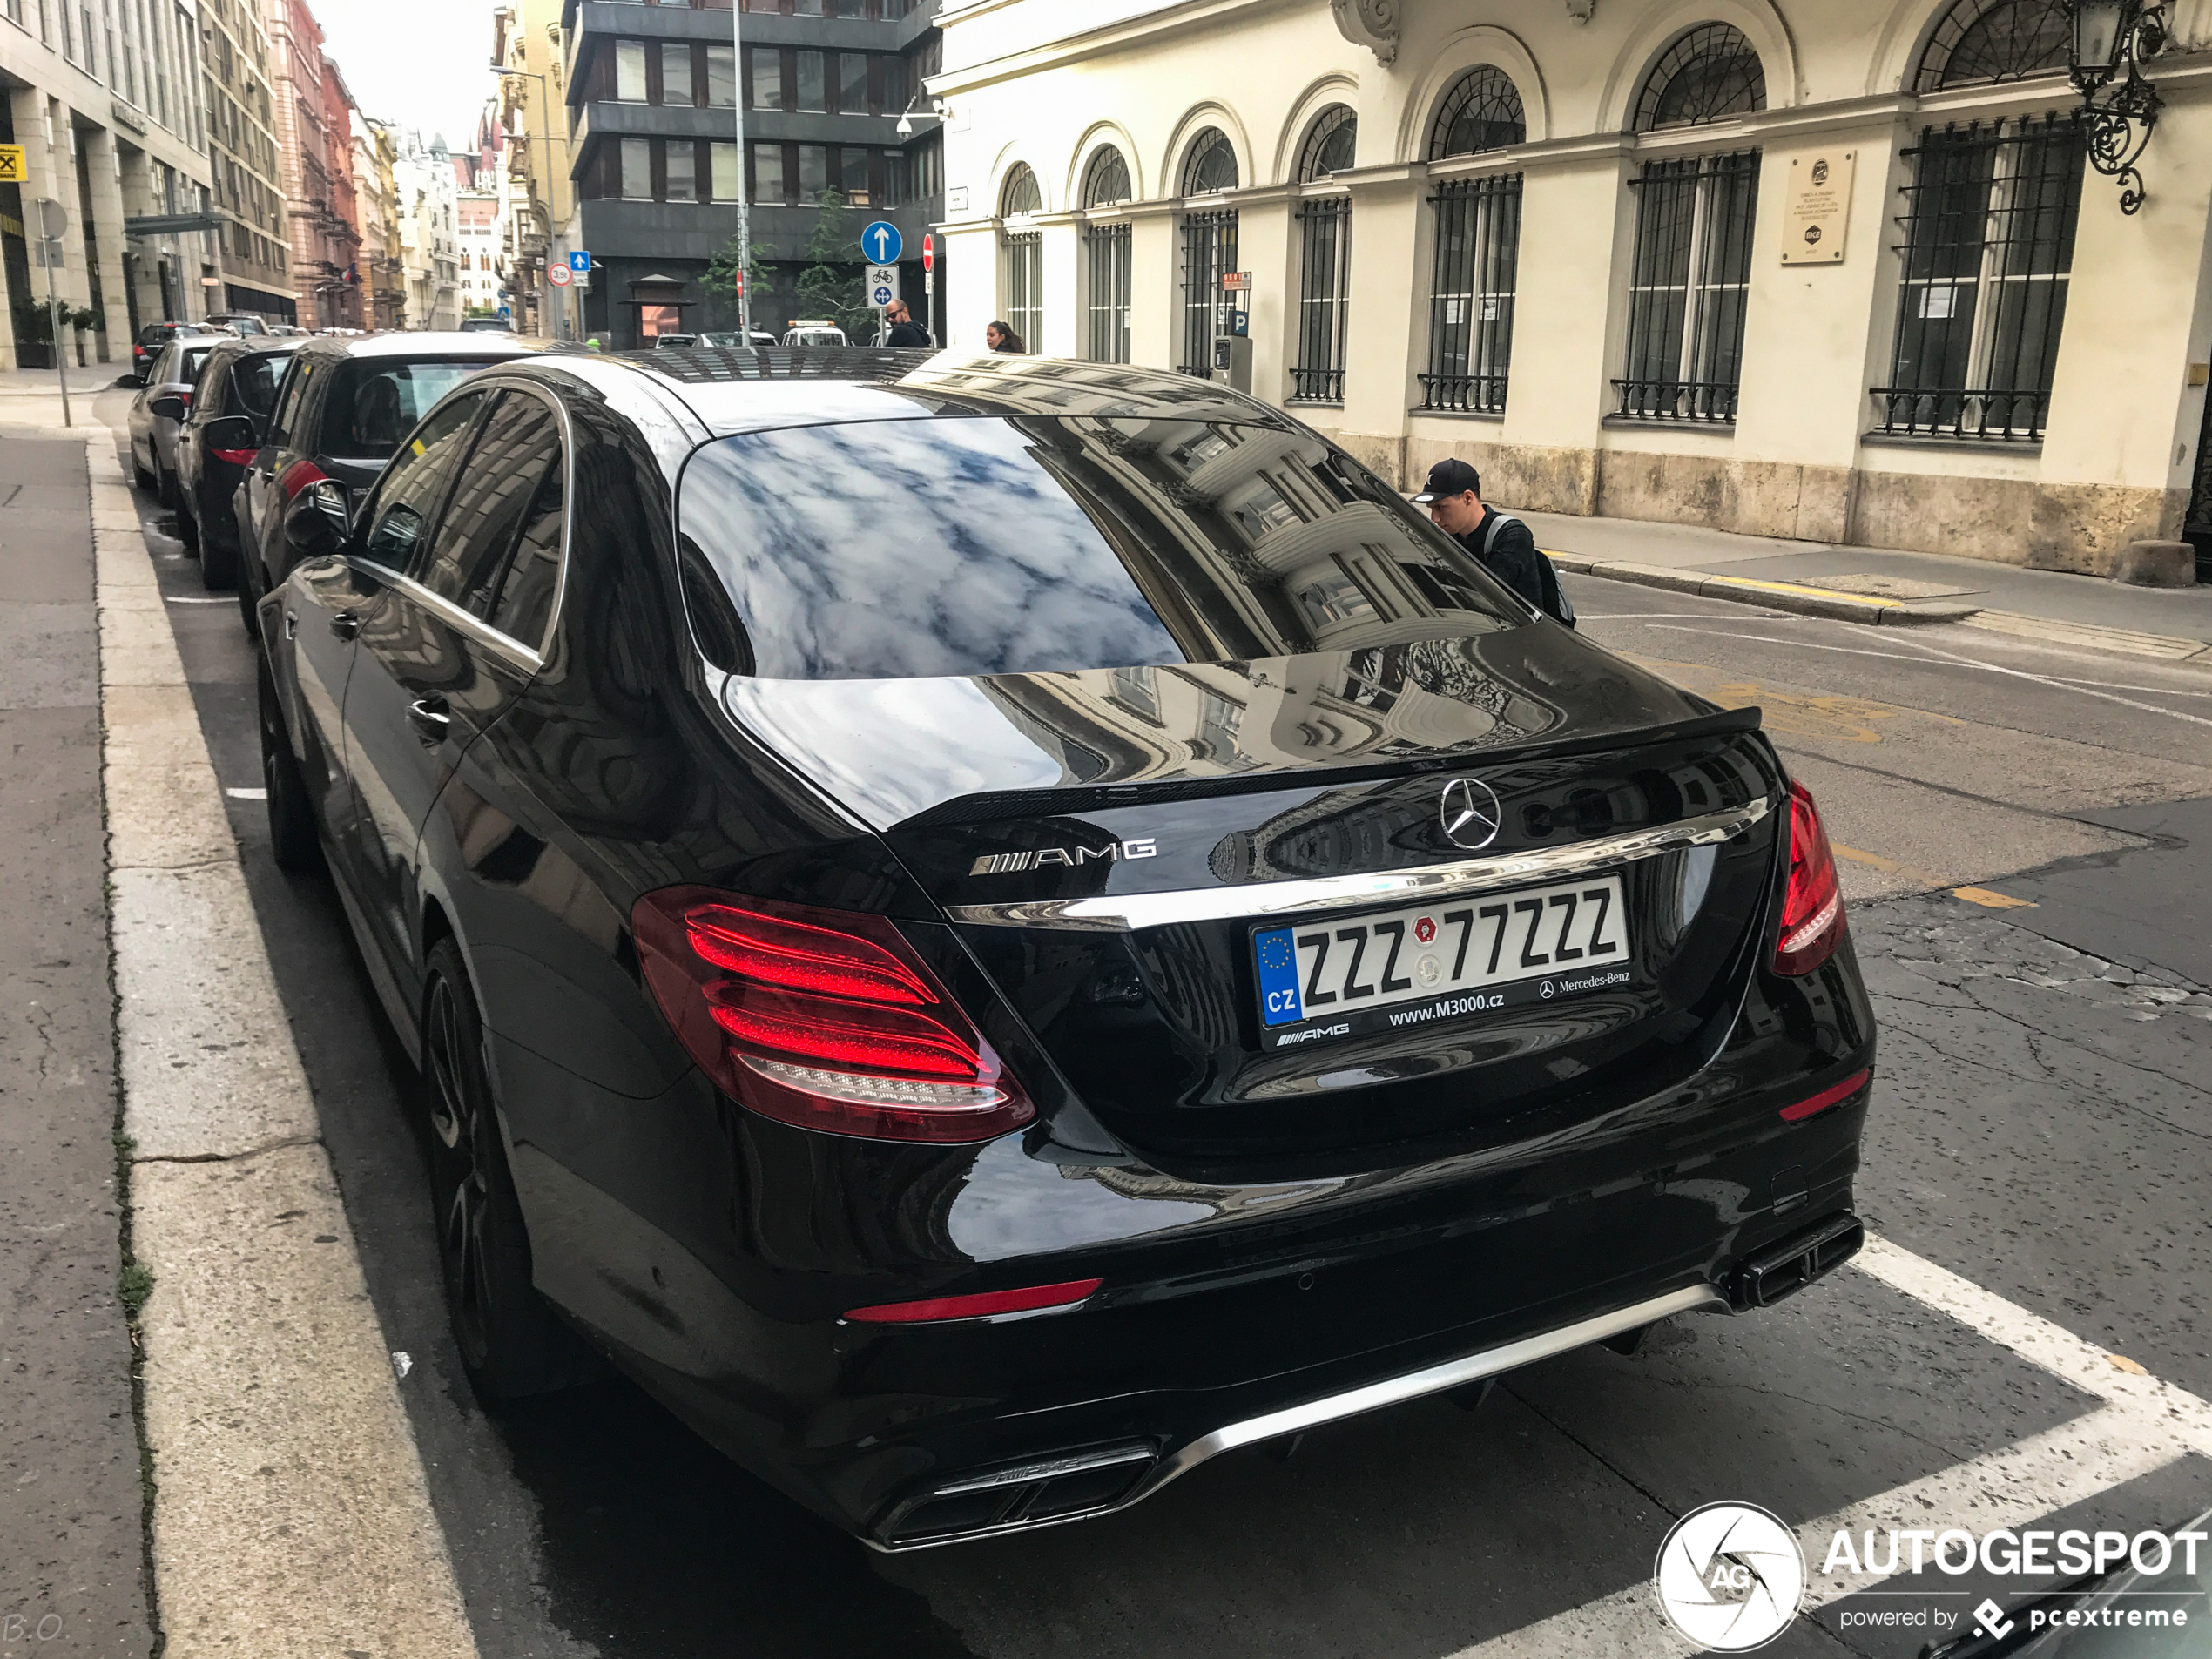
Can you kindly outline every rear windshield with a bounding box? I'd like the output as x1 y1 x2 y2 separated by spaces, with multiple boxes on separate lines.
319 359 493 460
178 345 218 383
231 353 290 417
678 417 1521 681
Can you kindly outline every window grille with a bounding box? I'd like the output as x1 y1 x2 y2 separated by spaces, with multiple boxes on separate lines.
1001 163 1041 216
1182 128 1238 196
1915 0 2068 91
1420 173 1521 414
1632 24 1765 132
1429 66 1525 158
1085 221 1131 362
1291 197 1351 402
1298 105 1356 180
1000 230 1042 355
1615 150 1759 422
1083 146 1130 208
1178 209 1237 377
1871 117 2081 442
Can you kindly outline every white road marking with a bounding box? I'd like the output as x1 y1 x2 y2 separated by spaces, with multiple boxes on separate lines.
1631 622 2212 698
223 786 267 799
1637 623 2212 730
1453 1232 2212 1658
163 594 232 604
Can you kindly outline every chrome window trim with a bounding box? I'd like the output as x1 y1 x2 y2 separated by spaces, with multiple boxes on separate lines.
866 1280 1728 1552
941 796 1770 932
381 570 545 671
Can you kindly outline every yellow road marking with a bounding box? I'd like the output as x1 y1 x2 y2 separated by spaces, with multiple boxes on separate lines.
1705 574 1903 607
1832 843 1950 889
1953 886 2037 909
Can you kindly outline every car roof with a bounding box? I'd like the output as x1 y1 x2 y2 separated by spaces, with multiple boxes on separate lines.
501 347 1296 439
204 335 302 361
290 330 550 363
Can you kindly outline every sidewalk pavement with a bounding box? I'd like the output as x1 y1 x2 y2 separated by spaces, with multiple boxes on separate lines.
1514 507 2212 661
1 363 138 440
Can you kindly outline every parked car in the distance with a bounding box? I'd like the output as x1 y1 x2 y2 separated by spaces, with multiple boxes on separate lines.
233 330 543 636
129 336 227 504
781 321 848 347
171 337 300 587
698 330 779 348
205 312 271 337
131 320 215 386
651 333 699 349
459 317 515 334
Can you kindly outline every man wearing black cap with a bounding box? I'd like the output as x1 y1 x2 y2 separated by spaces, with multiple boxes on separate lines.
1411 458 1575 627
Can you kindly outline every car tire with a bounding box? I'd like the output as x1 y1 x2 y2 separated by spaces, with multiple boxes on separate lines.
238 550 262 641
421 936 601 1401
155 462 179 509
176 498 201 553
132 453 157 493
259 666 320 873
199 525 235 590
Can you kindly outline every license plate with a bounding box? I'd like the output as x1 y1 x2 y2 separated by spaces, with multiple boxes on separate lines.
1253 873 1634 1050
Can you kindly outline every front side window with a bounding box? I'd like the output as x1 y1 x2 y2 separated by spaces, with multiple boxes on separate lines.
1615 150 1760 422
232 353 290 417
1873 117 2081 442
677 417 1520 681
356 390 488 570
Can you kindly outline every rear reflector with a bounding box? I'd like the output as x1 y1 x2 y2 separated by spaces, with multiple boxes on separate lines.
1779 1069 1870 1123
633 887 1035 1143
846 1278 1103 1325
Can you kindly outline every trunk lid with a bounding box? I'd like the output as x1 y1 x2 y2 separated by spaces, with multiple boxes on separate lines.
721 631 1788 1175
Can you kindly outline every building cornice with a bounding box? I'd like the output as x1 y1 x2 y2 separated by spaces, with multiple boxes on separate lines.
932 0 1303 98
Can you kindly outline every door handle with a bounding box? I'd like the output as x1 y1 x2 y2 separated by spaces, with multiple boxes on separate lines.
283 610 298 640
407 696 452 746
329 610 360 641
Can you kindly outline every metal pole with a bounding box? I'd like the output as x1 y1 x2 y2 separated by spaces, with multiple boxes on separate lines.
43 247 71 427
731 2 752 340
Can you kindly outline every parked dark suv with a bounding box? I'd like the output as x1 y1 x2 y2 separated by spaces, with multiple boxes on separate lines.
170 337 300 587
256 347 1875 1550
234 331 543 635
131 320 219 385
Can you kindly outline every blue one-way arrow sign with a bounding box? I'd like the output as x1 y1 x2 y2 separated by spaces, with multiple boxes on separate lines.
861 220 902 264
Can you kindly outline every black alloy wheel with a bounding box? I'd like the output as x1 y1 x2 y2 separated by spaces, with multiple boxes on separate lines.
258 666 320 873
421 937 598 1400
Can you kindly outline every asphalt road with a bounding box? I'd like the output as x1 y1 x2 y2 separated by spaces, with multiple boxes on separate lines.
98 395 2212 1659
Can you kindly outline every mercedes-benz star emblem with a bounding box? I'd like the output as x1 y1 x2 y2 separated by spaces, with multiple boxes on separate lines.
1440 778 1503 851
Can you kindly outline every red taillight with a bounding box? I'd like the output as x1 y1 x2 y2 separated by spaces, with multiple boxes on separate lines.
632 887 1035 1143
277 457 328 501
1779 1069 1870 1123
212 446 259 465
1773 782 1845 975
846 1278 1103 1325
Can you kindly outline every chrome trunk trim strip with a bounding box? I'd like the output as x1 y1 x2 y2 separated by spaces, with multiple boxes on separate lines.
942 798 1770 932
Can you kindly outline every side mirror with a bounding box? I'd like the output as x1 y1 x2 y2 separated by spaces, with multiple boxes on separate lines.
150 395 188 421
306 479 354 537
203 415 260 455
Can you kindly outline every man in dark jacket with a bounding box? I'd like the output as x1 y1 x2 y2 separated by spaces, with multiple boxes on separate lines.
882 300 932 348
1412 457 1575 626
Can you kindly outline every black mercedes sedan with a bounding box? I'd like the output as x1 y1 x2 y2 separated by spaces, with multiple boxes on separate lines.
256 348 1874 1549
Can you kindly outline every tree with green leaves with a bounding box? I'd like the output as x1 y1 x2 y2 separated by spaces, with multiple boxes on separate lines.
704 233 779 320
792 189 876 341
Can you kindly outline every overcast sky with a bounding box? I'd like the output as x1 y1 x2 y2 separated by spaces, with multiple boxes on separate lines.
319 0 500 152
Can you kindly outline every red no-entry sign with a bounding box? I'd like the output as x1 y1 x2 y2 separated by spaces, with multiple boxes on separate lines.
922 234 934 274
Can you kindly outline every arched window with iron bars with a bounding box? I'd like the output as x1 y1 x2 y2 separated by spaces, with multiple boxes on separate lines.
1871 0 2081 441
1177 128 1239 375
998 164 1042 354
1082 147 1133 362
1290 106 1354 403
1420 67 1526 415
1615 25 1765 423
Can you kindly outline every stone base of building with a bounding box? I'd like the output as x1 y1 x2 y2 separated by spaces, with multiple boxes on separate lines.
1337 428 2188 578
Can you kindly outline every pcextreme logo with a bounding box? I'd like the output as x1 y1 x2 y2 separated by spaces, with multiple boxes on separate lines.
1654 1502 1806 1651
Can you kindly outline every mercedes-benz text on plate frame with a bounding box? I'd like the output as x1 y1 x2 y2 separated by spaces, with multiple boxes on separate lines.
1254 872 1631 1049
1440 775 1503 851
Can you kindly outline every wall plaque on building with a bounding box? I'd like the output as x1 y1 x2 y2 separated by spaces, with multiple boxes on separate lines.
1781 150 1854 265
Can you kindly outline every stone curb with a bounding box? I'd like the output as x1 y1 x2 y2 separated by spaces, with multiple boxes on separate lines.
86 430 482 1659
1548 550 2211 658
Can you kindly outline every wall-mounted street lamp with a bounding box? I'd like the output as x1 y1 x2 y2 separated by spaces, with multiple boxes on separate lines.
2067 0 2168 215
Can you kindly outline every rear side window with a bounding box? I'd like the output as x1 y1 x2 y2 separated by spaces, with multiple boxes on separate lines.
321 361 490 460
677 416 1520 681
413 390 563 644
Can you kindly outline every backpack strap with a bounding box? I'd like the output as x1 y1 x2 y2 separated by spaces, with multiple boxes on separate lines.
1480 511 1521 556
